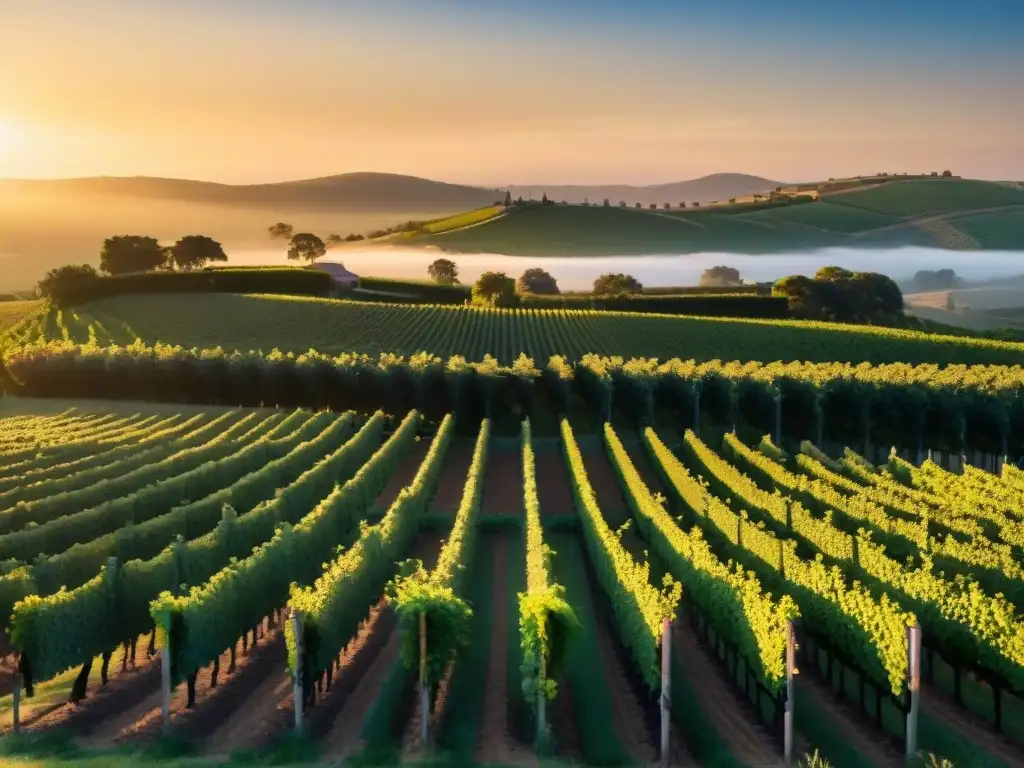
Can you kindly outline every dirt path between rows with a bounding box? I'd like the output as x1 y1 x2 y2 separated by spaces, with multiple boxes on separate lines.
96 618 282 748
674 618 783 767
482 448 523 517
429 442 475 513
921 683 1024 768
473 537 535 766
322 533 446 760
22 639 161 737
373 439 431 513
535 447 574 518
797 668 901 768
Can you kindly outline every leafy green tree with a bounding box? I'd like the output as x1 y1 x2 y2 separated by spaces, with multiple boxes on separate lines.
168 235 227 271
325 234 343 247
516 268 559 295
36 264 100 306
593 273 642 295
428 258 459 285
99 235 168 275
472 271 518 307
287 233 326 264
268 222 294 240
774 267 902 322
504 190 513 207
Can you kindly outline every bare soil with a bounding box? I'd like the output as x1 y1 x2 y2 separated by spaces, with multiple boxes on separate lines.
373 438 432 512
320 533 446 759
549 675 582 760
580 449 629 528
473 536 535 766
90 617 282 748
482 448 524 517
921 682 1024 768
430 443 475 513
534 449 574 517
673 618 784 767
20 635 162 737
621 436 670 501
797 665 902 768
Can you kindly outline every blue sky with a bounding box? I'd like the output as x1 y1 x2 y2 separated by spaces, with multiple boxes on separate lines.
0 0 1020 183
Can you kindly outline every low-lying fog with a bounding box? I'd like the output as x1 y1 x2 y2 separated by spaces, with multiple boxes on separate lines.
226 246 1024 291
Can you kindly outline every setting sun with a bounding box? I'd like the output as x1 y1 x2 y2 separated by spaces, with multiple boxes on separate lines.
0 117 25 156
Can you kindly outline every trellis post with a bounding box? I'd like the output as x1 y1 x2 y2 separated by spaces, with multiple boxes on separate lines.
784 621 796 767
906 623 921 760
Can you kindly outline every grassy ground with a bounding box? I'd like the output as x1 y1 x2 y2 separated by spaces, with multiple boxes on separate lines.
21 293 1024 366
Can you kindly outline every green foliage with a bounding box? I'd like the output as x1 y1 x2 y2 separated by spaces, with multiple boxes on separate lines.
426 258 460 286
289 414 454 680
471 271 518 308
18 291 1024 366
152 410 421 681
167 235 228 271
773 266 903 323
286 233 327 264
99 235 168 275
36 265 100 307
516 268 560 296
518 419 579 720
561 418 680 690
387 418 489 687
268 222 294 240
592 272 642 295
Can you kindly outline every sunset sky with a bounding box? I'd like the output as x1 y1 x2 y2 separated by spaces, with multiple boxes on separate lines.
1 0 1022 185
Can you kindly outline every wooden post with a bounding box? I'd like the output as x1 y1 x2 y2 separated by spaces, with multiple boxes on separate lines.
12 672 21 733
660 617 671 768
784 621 795 767
161 623 171 732
536 651 547 747
905 623 921 761
292 610 304 735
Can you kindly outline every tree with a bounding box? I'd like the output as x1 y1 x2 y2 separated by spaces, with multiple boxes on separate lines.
700 266 742 288
344 233 365 242
593 273 642 295
504 190 513 207
663 203 671 210
942 170 953 178
649 203 658 210
774 266 903 323
516 268 559 295
635 202 642 209
472 271 518 307
268 222 294 240
428 258 459 285
619 201 627 208
168 235 227 271
945 293 956 311
542 192 550 205
603 198 610 207
679 202 687 208
326 234 344 247
287 233 326 264
911 269 958 292
99 235 168 275
37 264 100 306
692 202 701 208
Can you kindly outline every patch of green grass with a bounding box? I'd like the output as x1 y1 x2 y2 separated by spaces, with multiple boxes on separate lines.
828 179 1024 218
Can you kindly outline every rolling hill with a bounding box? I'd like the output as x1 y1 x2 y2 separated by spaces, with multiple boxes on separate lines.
403 179 1024 256
0 172 504 213
499 173 782 206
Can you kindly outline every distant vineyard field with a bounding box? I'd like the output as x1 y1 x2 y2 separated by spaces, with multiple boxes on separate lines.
0 300 43 336
741 200 901 233
950 208 1024 249
23 293 1024 366
828 179 1024 218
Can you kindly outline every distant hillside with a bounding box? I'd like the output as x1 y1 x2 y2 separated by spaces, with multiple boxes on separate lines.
405 179 1024 256
500 173 781 206
0 172 503 213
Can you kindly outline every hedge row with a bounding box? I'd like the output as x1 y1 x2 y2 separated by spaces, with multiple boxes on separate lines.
54 268 333 307
357 277 470 304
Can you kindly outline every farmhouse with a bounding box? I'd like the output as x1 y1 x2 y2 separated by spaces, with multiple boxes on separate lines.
312 261 360 290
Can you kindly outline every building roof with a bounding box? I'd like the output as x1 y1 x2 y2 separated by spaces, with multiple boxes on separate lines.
313 261 359 279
